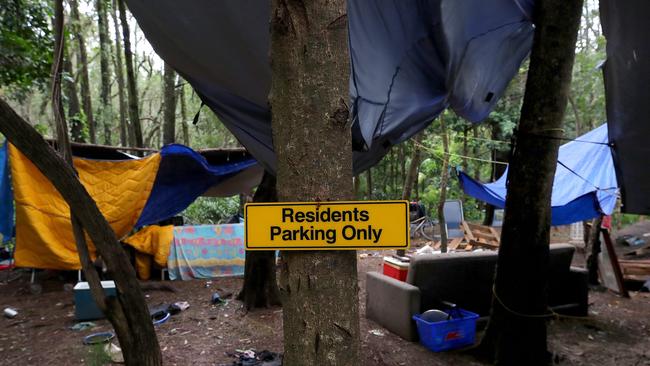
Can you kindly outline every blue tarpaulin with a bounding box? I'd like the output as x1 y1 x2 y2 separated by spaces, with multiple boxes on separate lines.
126 0 534 174
135 144 258 227
0 141 13 242
458 124 618 225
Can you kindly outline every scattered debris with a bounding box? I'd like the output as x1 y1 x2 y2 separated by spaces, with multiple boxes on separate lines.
104 342 124 363
416 245 434 255
69 322 96 331
212 292 226 304
83 332 115 345
369 329 385 337
3 307 18 318
170 301 190 314
229 349 282 366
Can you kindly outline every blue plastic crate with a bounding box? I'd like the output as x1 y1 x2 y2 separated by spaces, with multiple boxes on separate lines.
412 308 479 352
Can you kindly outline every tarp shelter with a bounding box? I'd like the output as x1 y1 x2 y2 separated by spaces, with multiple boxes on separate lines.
0 142 13 243
125 0 534 173
601 0 650 214
458 124 618 225
0 142 261 270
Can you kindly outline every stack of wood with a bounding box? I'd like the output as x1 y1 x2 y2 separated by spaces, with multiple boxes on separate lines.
618 259 650 281
430 221 501 251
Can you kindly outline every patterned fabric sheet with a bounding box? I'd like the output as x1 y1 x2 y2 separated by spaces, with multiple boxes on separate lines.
167 224 245 280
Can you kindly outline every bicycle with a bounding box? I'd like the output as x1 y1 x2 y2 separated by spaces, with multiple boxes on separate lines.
410 215 436 241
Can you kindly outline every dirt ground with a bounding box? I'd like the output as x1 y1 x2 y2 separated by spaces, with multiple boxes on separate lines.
1 231 650 365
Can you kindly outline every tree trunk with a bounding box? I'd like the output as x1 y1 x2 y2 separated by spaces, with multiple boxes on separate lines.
23 3 161 364
484 121 509 226
117 0 143 149
179 83 190 146
96 0 112 145
585 215 603 285
437 116 450 252
402 132 424 200
479 1 583 364
162 63 177 145
270 1 360 365
366 168 372 199
1 99 163 365
63 47 84 143
111 0 128 147
69 0 96 144
238 172 282 310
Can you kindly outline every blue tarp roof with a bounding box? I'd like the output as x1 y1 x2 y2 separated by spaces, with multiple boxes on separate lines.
458 124 619 225
126 0 534 174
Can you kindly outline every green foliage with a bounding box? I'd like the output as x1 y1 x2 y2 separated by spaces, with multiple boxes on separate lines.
181 196 240 225
0 0 53 94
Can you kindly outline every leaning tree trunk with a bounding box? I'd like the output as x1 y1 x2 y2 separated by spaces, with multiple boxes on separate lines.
237 172 281 310
69 0 96 144
270 1 360 365
162 62 177 145
23 3 162 365
96 0 112 145
117 0 143 149
479 1 583 365
111 0 128 147
437 115 450 253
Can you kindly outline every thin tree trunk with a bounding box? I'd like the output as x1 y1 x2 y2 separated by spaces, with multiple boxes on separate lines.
462 127 469 173
585 215 603 285
437 116 450 253
478 1 583 364
237 172 282 310
117 0 143 149
69 0 96 144
402 132 424 200
484 121 509 226
111 0 128 147
270 1 360 365
366 168 372 199
162 63 177 145
63 46 84 143
179 83 190 146
353 175 360 198
38 3 161 364
96 0 112 145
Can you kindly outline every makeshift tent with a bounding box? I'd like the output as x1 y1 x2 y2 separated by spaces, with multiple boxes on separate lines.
125 0 534 173
458 124 618 225
601 0 650 214
3 143 259 270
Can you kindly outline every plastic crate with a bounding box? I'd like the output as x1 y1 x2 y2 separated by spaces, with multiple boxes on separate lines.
412 308 478 352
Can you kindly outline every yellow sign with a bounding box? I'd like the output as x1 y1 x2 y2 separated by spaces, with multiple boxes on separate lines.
245 200 409 250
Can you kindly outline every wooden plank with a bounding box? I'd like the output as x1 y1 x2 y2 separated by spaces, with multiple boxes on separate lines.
601 229 629 298
462 221 475 241
488 227 501 243
448 237 462 250
469 239 499 249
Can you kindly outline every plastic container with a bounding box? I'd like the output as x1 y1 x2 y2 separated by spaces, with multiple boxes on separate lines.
73 281 117 320
383 257 409 281
412 308 479 352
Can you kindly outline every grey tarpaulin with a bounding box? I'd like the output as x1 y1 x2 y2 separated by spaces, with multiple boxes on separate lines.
601 0 650 214
126 0 533 174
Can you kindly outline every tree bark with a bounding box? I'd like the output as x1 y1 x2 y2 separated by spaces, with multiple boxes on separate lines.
585 215 603 285
69 0 96 144
117 0 143 149
238 172 282 310
63 47 84 143
178 83 190 146
96 0 112 145
162 62 177 145
111 0 128 147
366 168 372 199
402 132 424 200
270 1 360 365
479 1 583 364
437 116 450 252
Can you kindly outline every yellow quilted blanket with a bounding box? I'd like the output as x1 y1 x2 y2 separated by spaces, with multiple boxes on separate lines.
10 144 161 270
123 225 174 280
